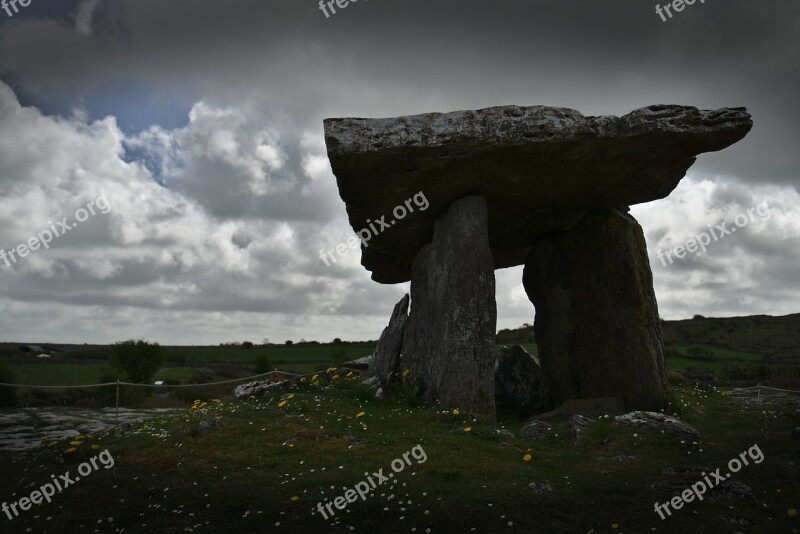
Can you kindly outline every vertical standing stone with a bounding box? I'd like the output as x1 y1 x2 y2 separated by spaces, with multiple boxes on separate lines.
401 195 497 418
523 209 668 411
369 294 410 378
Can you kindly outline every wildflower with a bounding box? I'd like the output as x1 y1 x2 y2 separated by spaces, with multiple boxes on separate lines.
522 454 532 462
291 496 299 502
464 427 472 432
278 400 287 408
65 447 77 453
356 411 366 418
402 369 410 377
452 409 460 415
69 441 82 447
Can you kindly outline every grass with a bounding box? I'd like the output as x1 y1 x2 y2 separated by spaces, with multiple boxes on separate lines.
669 344 764 362
0 378 797 533
8 364 107 386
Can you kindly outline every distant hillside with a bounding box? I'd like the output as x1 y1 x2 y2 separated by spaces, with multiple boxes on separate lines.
498 313 800 360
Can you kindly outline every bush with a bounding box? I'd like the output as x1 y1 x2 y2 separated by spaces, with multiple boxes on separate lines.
687 346 714 359
330 347 347 368
111 339 164 384
242 341 254 349
189 368 216 384
97 366 147 406
255 354 272 374
285 340 293 346
0 358 16 406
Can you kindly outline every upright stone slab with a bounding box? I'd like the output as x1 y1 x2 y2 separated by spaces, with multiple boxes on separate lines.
522 209 668 411
402 196 497 417
369 294 410 378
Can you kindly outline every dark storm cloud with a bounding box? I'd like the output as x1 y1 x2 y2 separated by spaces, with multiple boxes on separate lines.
0 0 797 343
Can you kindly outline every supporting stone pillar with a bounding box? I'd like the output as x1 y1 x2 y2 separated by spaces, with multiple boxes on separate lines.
401 195 497 418
522 208 668 411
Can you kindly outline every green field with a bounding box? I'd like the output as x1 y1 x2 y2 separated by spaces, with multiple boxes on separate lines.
7 364 107 386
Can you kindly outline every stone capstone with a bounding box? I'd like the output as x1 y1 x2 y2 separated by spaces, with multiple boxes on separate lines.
324 104 752 283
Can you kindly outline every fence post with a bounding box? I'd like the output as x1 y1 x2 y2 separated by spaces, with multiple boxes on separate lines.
115 380 120 425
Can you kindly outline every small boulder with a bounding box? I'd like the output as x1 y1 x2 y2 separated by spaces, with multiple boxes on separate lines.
342 355 373 370
569 415 594 443
494 345 553 418
528 482 554 493
520 420 551 441
614 411 700 442
233 380 289 401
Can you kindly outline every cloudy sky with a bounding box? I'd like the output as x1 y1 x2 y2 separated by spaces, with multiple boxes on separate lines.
0 0 797 345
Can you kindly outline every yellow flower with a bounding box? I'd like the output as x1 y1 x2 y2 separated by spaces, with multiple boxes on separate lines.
288 443 295 448
522 454 532 462
91 444 99 450
69 441 82 447
311 375 319 382
65 447 77 453
278 400 287 407
291 496 299 502
346 371 354 377
452 409 460 415
333 375 340 380
402 369 410 377
612 523 619 529
789 509 798 518
285 394 294 400
464 427 472 432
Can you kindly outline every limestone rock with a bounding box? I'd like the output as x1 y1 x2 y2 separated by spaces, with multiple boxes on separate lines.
569 415 594 443
528 482 554 493
401 196 497 417
494 345 553 417
369 294 409 377
520 420 551 441
343 355 372 370
523 209 668 411
233 380 288 401
324 104 752 283
535 397 627 422
615 411 700 442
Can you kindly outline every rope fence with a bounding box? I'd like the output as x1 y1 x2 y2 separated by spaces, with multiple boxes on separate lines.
0 370 312 424
723 383 800 405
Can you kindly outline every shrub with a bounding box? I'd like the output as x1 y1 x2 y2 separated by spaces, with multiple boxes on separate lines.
189 368 216 384
242 341 254 349
111 339 164 384
330 347 347 368
255 354 272 374
97 366 146 406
